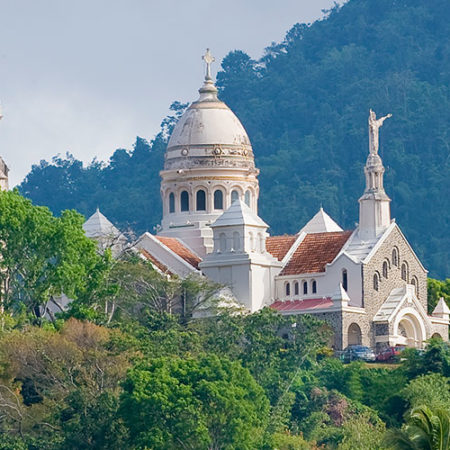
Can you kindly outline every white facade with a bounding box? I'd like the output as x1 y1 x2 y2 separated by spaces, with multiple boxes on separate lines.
200 200 282 312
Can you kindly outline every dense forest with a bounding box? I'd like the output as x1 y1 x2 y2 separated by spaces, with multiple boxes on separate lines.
0 189 449 449
19 0 450 278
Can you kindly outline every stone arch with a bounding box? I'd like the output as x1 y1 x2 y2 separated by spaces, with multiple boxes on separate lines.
230 186 243 202
382 260 389 279
311 279 317 294
431 333 443 340
169 192 175 213
347 323 362 346
232 231 240 251
392 247 399 267
213 189 224 210
285 281 290 297
342 269 348 291
393 308 426 348
219 232 227 253
244 190 251 207
410 275 418 292
180 190 190 212
373 272 380 291
196 189 206 211
401 261 409 282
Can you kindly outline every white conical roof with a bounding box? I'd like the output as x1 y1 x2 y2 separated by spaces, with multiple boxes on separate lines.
299 208 343 234
83 208 120 239
211 200 268 228
432 298 450 316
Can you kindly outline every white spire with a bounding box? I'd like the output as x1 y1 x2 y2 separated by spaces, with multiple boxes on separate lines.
198 48 219 102
358 109 392 240
299 207 343 234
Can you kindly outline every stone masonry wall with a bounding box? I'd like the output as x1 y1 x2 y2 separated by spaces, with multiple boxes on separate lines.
362 224 428 345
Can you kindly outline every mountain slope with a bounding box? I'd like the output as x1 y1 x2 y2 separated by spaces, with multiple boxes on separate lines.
19 0 450 277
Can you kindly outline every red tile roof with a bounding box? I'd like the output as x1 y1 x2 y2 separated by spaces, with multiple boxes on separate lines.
266 235 297 261
139 249 172 275
271 297 333 312
280 231 352 275
155 236 201 269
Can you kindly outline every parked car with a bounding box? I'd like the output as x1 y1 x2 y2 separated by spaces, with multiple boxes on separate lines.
376 346 405 362
341 345 376 363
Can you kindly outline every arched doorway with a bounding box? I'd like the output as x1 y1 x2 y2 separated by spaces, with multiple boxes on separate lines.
394 309 425 348
348 323 362 346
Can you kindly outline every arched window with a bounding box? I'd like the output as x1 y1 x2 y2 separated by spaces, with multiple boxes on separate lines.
244 190 251 207
258 233 264 253
373 273 379 291
232 231 240 251
231 190 239 203
401 263 408 282
312 280 317 294
285 282 290 297
382 261 388 279
214 190 223 209
196 189 206 211
342 269 348 291
294 282 299 296
169 192 175 213
249 232 254 252
392 248 398 267
219 233 227 253
411 276 418 296
303 281 308 295
180 191 189 212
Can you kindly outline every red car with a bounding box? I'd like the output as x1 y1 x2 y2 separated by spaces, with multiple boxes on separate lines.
376 346 405 362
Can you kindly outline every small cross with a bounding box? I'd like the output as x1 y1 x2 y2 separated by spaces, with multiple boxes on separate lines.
202 48 215 80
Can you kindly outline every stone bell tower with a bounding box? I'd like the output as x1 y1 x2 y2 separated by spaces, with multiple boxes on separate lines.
358 109 391 240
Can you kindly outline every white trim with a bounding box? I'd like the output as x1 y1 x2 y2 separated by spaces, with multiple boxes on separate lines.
281 231 307 266
362 222 396 264
135 232 201 274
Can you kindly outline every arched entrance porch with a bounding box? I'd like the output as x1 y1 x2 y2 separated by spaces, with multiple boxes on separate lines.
393 308 426 348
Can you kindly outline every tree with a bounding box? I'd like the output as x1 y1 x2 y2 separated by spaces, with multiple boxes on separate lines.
384 405 450 450
427 278 450 314
0 319 131 446
119 354 270 449
0 190 109 321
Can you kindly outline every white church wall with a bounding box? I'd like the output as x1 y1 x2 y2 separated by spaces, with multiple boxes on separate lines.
326 254 363 307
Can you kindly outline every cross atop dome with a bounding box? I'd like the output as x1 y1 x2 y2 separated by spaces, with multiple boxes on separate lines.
202 48 215 81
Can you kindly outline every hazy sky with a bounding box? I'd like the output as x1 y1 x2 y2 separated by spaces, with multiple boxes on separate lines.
0 0 338 186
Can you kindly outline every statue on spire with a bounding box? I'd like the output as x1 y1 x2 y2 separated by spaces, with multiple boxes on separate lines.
368 109 392 154
202 48 215 81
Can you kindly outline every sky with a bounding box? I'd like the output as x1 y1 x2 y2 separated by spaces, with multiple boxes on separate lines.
0 0 338 186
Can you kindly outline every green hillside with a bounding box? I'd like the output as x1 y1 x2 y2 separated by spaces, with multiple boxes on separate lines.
19 0 450 277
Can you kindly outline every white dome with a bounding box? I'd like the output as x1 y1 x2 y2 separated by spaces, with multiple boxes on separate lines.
164 79 255 171
168 102 250 148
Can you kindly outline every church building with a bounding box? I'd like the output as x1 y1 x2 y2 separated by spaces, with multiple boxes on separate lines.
87 50 449 350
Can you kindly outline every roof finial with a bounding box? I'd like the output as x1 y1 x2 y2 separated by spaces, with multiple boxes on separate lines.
202 48 215 81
